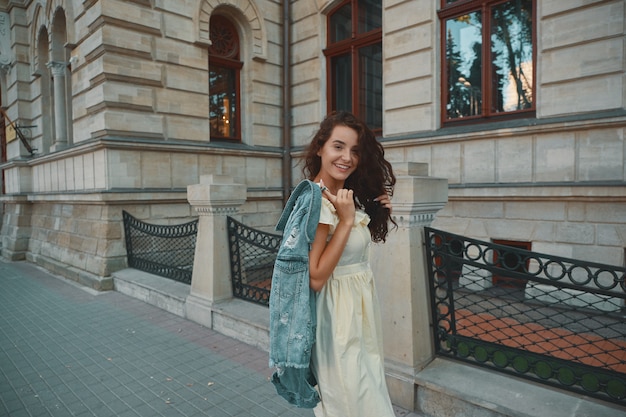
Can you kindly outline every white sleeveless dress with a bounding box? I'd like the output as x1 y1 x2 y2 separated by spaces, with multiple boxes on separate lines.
311 198 395 417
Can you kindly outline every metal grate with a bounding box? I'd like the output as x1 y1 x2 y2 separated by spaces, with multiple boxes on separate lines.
425 227 626 406
227 216 281 306
122 210 197 284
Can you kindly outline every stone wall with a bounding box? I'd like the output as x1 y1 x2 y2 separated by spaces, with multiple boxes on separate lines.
379 115 626 265
0 0 287 280
1 0 625 281
373 0 626 266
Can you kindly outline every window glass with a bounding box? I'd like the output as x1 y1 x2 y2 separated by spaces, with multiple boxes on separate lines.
359 43 382 129
326 0 382 132
440 0 534 123
209 15 241 140
330 3 352 43
332 54 353 113
358 0 382 34
491 0 533 113
445 12 482 119
209 65 237 138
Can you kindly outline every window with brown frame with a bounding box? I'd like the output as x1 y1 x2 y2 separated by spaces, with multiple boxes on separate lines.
439 0 535 124
209 15 242 141
324 0 382 134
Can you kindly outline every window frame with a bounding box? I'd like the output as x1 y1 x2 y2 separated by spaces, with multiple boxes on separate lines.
324 0 383 134
438 0 536 126
208 14 242 142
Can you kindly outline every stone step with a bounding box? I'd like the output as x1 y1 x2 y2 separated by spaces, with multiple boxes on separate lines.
112 268 269 350
415 358 622 417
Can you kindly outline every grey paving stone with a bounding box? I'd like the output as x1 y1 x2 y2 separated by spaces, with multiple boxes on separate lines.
0 261 317 417
1 260 425 417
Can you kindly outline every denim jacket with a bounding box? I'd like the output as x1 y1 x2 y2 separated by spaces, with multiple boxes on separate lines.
269 179 321 408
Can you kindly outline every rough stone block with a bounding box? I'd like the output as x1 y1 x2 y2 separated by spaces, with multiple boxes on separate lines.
463 140 496 184
534 133 576 182
542 2 623 50
385 23 432 58
555 222 595 245
155 89 208 118
384 76 432 109
385 50 432 85
577 128 624 181
496 137 533 183
540 75 623 117
154 38 207 69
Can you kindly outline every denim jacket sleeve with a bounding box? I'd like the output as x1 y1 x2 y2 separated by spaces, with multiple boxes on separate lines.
268 179 322 408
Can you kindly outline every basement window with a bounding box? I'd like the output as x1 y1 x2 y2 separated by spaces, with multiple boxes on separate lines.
492 239 531 288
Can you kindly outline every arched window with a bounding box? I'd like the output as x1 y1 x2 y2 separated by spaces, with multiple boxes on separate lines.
209 15 242 141
49 9 73 151
325 0 382 134
37 27 53 154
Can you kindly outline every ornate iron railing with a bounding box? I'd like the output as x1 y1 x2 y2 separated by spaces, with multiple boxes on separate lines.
122 210 197 284
227 216 281 306
424 227 626 406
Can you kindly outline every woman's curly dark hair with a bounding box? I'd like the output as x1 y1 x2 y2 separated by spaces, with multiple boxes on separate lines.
302 111 397 242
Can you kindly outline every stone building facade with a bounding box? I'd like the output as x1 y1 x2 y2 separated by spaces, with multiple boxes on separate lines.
0 0 625 290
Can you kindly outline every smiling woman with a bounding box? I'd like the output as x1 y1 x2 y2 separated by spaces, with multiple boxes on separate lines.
302 111 396 417
314 125 359 194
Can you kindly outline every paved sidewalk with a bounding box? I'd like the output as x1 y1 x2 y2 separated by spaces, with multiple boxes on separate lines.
0 260 419 417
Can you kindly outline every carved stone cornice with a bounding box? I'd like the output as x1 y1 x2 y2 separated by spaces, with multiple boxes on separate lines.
46 61 68 76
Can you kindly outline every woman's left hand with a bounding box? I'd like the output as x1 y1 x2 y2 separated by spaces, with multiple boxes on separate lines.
375 194 392 213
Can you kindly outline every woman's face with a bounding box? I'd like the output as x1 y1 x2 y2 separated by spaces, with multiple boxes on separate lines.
316 125 359 186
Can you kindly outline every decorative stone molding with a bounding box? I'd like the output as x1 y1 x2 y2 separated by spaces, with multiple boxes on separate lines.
46 60 67 76
46 0 76 44
187 174 247 212
392 212 437 228
194 206 240 215
0 12 12 68
197 0 267 62
186 174 247 326
0 62 11 74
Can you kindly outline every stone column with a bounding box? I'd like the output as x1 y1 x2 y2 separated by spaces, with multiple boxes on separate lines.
185 174 247 328
46 61 68 152
370 162 448 411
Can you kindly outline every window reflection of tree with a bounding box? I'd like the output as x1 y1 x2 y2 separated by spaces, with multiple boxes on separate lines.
491 1 533 113
444 0 533 121
446 14 482 119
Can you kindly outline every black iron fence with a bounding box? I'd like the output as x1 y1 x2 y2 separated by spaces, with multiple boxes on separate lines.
122 210 197 284
226 216 281 306
424 227 626 406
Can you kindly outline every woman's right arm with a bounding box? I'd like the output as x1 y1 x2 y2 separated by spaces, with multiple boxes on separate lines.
308 189 355 292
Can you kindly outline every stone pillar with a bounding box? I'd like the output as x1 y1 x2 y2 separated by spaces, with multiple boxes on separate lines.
370 162 448 411
46 61 68 152
185 174 247 328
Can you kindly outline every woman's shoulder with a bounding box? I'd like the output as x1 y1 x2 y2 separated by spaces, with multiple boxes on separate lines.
319 197 337 226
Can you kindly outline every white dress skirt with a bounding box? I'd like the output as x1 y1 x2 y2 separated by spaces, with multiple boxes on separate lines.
311 198 395 417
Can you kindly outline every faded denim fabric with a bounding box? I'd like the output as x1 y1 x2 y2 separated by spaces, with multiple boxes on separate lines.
269 179 321 408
